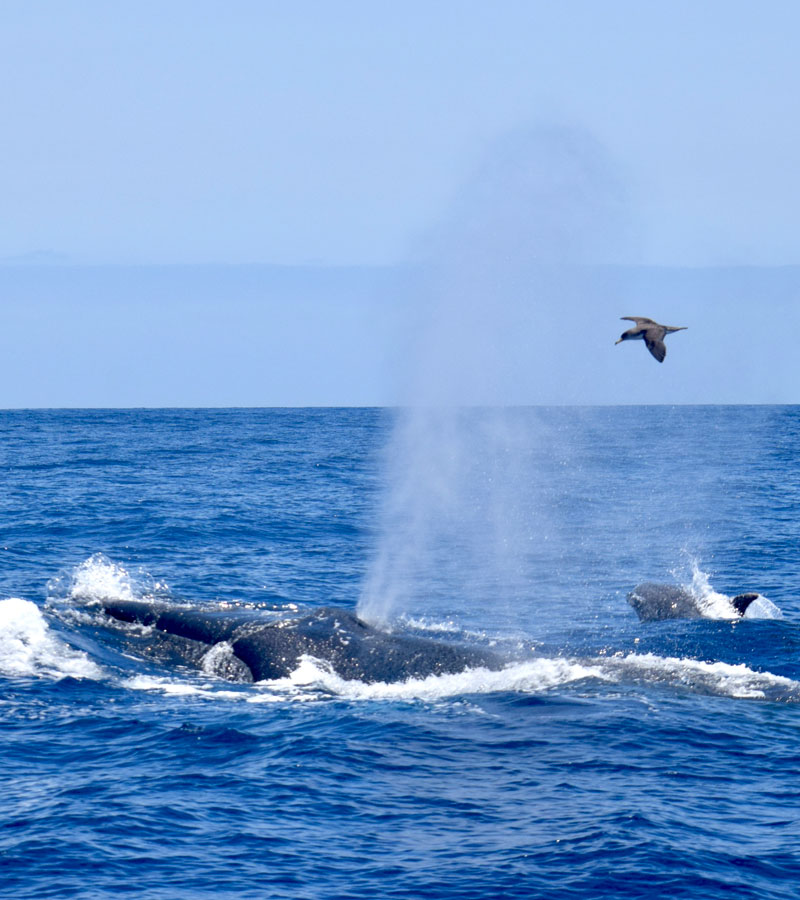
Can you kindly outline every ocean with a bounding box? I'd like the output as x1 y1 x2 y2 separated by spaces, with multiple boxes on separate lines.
2 406 799 899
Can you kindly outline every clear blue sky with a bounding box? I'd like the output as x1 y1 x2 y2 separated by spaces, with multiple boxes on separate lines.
3 0 800 267
2 1 800 406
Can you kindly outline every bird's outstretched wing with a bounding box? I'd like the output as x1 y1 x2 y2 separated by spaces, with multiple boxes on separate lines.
644 335 666 362
621 316 656 325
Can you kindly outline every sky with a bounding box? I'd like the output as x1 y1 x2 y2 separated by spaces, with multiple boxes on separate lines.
3 0 800 267
1 1 800 405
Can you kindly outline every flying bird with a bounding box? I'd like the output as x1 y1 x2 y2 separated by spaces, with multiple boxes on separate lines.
615 317 687 363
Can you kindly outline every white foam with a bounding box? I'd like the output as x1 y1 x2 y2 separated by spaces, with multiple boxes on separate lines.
0 597 102 680
122 673 314 703
598 652 799 701
116 645 800 705
262 654 609 701
396 614 463 634
123 674 231 697
282 652 800 703
117 654 608 703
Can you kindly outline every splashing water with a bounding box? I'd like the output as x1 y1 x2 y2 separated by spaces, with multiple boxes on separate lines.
47 553 169 608
677 557 782 620
0 597 102 680
119 650 800 705
682 560 740 618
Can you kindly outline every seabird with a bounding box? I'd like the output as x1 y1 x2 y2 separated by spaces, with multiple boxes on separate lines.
615 317 687 363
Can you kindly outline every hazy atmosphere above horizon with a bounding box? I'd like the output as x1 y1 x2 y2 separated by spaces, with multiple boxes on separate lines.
2 1 799 406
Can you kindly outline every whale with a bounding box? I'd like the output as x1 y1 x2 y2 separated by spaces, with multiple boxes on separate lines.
627 583 760 622
98 599 504 683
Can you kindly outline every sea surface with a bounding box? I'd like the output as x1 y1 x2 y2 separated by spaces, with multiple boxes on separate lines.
2 407 800 899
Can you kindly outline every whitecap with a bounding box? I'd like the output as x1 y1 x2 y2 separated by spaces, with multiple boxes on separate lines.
254 653 609 702
597 651 799 701
0 597 102 680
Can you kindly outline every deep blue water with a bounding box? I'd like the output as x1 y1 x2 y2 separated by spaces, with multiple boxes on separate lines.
2 407 800 899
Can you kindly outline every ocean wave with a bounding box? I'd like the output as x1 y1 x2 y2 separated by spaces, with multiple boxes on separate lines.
598 651 800 701
277 653 609 701
115 648 800 706
0 597 102 681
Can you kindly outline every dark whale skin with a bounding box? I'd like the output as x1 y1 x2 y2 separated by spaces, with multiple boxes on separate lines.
100 600 504 684
627 583 760 622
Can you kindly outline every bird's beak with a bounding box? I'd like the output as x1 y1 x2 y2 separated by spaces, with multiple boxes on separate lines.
614 339 622 345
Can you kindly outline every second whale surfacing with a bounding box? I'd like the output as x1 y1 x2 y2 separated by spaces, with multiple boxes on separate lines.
99 599 504 684
627 583 761 622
